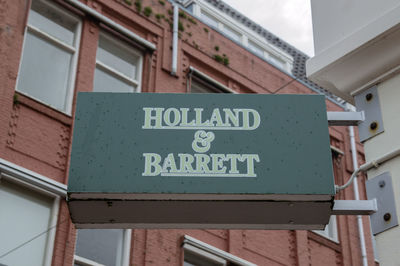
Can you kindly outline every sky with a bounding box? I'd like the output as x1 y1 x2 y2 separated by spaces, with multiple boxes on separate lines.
222 0 315 56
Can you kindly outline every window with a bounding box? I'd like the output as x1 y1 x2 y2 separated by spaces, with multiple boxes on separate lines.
191 79 223 94
16 0 81 114
74 229 131 266
313 215 339 242
222 24 241 42
189 67 235 94
183 235 255 266
93 32 143 93
0 176 60 266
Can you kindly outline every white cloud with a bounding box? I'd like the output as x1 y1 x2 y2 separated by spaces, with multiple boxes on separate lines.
222 0 314 56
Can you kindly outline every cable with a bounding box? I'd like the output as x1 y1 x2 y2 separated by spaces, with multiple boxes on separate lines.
273 74 302 94
336 147 400 192
0 218 68 259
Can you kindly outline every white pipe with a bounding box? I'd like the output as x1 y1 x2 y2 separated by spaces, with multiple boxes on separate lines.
349 126 368 266
171 4 179 75
63 0 156 51
121 229 132 266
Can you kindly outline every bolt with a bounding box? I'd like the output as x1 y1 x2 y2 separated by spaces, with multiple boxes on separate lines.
379 180 386 188
370 122 378 130
365 93 373 101
107 201 113 207
110 219 116 223
383 213 391 222
288 220 294 224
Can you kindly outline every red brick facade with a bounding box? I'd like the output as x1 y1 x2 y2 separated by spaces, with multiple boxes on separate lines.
0 0 375 265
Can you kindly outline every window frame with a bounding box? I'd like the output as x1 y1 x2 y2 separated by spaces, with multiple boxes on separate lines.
313 215 339 243
188 67 237 94
94 31 143 93
0 159 64 266
15 0 82 115
182 235 256 266
73 228 132 266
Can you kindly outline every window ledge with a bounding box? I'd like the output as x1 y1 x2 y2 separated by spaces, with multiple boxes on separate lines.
308 231 341 252
15 92 73 126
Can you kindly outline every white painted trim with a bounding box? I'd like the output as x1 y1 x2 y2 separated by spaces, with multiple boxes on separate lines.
96 31 143 92
189 66 237 94
183 235 257 266
44 197 60 266
121 229 131 266
191 0 293 72
96 61 139 87
27 25 76 53
15 0 82 116
0 159 64 266
74 255 106 266
313 215 339 243
0 158 67 196
63 0 156 51
183 244 227 265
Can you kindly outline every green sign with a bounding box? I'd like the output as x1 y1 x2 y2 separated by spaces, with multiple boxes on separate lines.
68 93 334 229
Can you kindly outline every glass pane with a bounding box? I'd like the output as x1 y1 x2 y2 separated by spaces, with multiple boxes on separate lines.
93 67 136 92
0 180 53 266
223 25 241 42
191 80 226 93
248 40 264 57
201 12 218 28
29 0 76 46
97 35 139 79
75 229 124 266
17 31 72 111
184 253 223 266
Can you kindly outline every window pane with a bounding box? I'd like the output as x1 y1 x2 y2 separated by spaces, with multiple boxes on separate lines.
223 25 240 42
201 12 218 28
93 67 136 92
0 180 53 266
97 35 139 79
29 0 76 46
191 79 228 94
75 229 124 266
17 31 72 111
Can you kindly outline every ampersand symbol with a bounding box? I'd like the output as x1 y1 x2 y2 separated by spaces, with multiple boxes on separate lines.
192 130 215 153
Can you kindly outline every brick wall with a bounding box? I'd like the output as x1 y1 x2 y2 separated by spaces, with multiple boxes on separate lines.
0 0 375 265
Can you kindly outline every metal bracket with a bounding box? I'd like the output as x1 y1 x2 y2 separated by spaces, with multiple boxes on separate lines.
354 86 384 142
331 200 377 215
366 172 398 235
327 111 365 126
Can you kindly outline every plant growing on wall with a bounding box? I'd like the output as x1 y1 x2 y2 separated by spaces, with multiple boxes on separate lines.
143 6 152 17
135 0 142 12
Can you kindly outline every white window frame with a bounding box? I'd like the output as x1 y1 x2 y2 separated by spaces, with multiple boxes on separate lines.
188 67 236 94
0 158 66 266
313 215 339 243
183 235 256 266
94 32 143 93
16 0 82 115
73 229 131 266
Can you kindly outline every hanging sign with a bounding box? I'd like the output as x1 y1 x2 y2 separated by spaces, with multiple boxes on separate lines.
68 93 334 229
